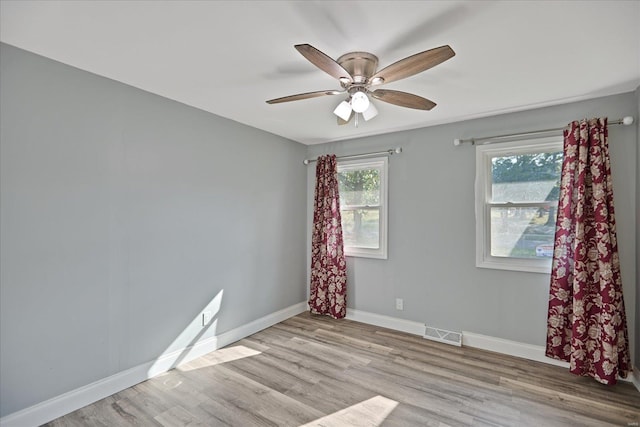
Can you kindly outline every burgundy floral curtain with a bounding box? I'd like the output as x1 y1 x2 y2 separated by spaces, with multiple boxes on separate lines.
309 155 347 319
546 118 630 385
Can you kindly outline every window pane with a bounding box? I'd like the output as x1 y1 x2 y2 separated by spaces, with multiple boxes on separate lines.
491 151 562 203
338 168 380 207
490 206 557 258
341 208 380 249
336 157 387 259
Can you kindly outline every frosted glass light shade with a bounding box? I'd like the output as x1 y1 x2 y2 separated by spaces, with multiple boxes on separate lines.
362 102 378 121
334 100 352 121
351 91 370 113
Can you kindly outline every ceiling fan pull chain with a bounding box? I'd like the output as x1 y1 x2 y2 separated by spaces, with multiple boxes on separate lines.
355 112 359 128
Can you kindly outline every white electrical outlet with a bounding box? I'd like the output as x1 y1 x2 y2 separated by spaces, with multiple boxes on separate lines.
395 298 404 310
202 311 213 326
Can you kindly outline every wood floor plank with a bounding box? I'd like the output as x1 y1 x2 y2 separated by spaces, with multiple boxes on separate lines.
154 406 200 427
299 395 399 427
44 312 640 426
501 376 639 425
339 365 476 427
221 351 317 394
312 328 395 356
108 397 163 426
284 373 383 415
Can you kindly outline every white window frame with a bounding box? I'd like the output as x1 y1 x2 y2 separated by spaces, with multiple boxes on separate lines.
475 136 563 273
338 157 388 259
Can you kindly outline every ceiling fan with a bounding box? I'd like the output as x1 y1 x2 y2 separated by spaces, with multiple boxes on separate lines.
266 43 455 125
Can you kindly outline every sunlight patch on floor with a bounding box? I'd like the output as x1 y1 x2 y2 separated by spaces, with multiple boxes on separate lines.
299 395 399 427
178 345 262 371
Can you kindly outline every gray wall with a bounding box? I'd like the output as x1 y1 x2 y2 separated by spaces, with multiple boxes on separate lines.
636 85 640 372
0 43 308 417
307 92 637 358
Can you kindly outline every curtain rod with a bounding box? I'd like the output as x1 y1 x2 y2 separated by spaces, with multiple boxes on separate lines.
303 147 402 164
453 116 635 146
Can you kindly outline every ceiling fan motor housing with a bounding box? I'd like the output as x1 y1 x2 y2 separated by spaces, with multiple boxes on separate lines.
336 52 379 85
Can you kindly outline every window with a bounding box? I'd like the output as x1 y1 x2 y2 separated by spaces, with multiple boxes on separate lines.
337 157 388 259
475 136 563 273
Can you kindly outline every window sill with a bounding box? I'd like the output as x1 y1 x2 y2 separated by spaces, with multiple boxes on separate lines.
476 257 551 274
345 249 387 260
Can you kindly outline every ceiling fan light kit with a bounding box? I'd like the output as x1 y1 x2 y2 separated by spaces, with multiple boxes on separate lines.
350 91 370 113
333 100 353 121
332 91 378 126
266 43 455 126
362 102 378 121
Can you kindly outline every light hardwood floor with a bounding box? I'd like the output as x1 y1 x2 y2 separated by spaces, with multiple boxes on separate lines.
46 312 639 426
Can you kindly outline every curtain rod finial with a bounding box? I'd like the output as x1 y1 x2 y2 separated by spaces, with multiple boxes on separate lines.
303 159 310 165
622 116 634 126
394 147 402 154
453 139 461 146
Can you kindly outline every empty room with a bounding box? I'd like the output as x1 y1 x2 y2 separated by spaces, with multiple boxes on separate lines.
1 1 639 426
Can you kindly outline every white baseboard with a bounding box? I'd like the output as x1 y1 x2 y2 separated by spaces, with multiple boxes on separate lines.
0 301 308 427
461 331 570 368
346 308 425 336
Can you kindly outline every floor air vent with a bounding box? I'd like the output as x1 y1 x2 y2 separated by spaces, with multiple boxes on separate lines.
424 325 462 347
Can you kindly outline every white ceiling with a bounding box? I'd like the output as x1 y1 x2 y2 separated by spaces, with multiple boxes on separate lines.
1 1 639 145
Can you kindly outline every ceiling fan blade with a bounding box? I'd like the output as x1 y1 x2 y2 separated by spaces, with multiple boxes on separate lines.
370 89 436 110
266 90 342 104
294 44 353 83
369 45 455 86
337 110 354 125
